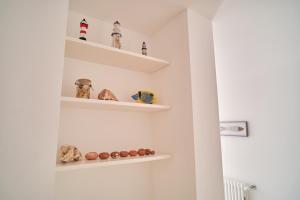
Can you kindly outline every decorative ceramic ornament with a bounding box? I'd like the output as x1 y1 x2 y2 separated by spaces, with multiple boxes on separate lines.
131 90 157 104
85 152 98 160
129 150 138 157
142 41 147 56
75 79 93 99
145 149 151 155
98 89 118 101
99 152 110 160
137 148 146 156
110 151 120 159
58 145 82 163
111 21 122 49
79 19 88 40
120 151 129 157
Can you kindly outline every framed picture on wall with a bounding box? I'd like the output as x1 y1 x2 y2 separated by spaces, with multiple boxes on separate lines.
220 121 248 137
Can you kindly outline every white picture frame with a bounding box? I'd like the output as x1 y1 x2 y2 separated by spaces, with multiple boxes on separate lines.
220 121 248 137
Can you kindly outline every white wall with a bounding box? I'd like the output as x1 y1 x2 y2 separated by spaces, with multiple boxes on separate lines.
0 1 68 200
213 0 300 199
187 9 224 200
150 10 224 200
150 11 197 200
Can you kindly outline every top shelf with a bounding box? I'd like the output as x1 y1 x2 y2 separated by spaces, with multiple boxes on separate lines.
64 37 169 73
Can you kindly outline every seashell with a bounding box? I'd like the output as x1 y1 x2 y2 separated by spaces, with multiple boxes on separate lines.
99 152 110 160
120 151 129 157
111 151 120 159
150 150 155 155
98 89 118 101
129 150 138 157
85 152 98 160
58 145 82 163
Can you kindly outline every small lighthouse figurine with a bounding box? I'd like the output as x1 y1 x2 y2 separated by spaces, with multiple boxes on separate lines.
142 41 147 56
79 19 88 41
111 21 122 49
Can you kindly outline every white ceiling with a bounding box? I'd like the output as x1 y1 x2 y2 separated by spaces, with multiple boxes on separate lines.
69 0 222 35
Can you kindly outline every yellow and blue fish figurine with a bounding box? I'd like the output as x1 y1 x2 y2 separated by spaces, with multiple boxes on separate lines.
131 90 157 104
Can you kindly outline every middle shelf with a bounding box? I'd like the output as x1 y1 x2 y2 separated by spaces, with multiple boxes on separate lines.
61 96 171 112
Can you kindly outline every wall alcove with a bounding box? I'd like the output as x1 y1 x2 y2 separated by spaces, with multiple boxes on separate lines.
55 5 223 200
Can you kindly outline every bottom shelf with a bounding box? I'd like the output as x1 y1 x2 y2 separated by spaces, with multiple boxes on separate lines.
56 154 171 172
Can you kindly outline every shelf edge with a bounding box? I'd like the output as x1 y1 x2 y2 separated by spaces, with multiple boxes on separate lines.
61 96 171 112
56 154 171 172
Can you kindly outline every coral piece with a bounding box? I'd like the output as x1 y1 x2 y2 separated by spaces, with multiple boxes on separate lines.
111 21 122 49
79 19 88 41
131 90 157 104
58 145 82 163
75 79 93 99
98 89 118 101
142 41 147 56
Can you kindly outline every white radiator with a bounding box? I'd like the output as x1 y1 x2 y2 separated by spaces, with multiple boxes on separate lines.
224 178 256 200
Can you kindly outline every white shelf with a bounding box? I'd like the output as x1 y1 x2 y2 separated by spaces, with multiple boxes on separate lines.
65 37 169 73
61 96 171 112
56 154 171 172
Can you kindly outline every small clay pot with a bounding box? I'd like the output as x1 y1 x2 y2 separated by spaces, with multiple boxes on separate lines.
99 152 110 160
110 151 120 159
145 149 151 155
129 150 138 157
120 151 129 157
138 149 146 156
85 152 98 160
150 150 155 155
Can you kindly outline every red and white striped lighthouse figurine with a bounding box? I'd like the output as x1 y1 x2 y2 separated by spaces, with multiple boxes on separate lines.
79 19 88 41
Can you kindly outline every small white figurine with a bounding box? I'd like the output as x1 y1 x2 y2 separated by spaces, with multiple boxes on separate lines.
111 21 122 49
142 41 147 56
